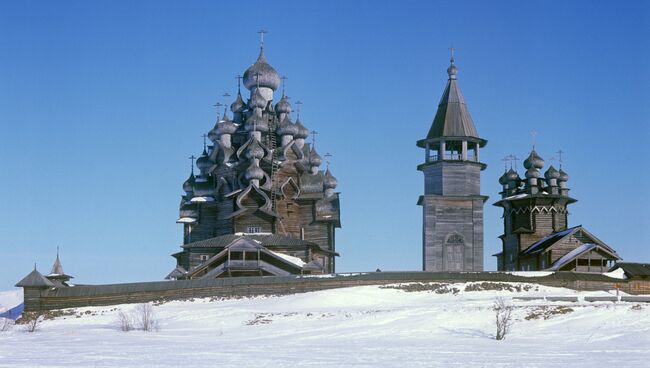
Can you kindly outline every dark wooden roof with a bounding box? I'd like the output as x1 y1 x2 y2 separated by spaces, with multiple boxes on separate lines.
183 233 322 250
610 263 650 278
522 226 580 255
418 76 486 148
15 269 55 288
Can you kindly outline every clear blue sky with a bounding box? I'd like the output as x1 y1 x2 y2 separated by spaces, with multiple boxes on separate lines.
1 0 648 290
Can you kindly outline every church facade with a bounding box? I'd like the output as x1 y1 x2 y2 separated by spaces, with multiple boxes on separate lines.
417 55 487 272
167 39 341 279
493 151 620 272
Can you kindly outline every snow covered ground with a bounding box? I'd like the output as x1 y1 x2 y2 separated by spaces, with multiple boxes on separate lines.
0 282 649 367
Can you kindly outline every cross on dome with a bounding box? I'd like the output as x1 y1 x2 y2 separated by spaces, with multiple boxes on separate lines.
257 29 267 49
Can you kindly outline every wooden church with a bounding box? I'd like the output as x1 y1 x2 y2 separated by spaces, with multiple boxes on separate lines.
167 37 341 279
493 150 620 272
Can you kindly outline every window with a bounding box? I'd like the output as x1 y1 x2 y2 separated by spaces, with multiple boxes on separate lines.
247 226 261 233
199 254 210 261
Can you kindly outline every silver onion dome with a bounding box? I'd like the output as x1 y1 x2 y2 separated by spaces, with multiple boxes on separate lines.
498 171 509 185
309 146 322 167
558 168 569 182
249 88 267 109
525 167 541 179
276 115 299 136
230 92 246 113
506 168 520 182
216 112 237 136
294 116 309 139
245 162 265 181
523 150 544 170
245 109 269 132
196 149 211 171
544 165 561 179
274 95 292 114
245 139 265 160
447 60 458 80
324 168 338 190
183 172 195 193
243 49 280 91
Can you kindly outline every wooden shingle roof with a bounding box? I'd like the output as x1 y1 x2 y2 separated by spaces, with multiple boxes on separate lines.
610 263 650 278
15 268 55 288
182 234 334 253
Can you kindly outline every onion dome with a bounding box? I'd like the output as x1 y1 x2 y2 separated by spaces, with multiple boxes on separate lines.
245 161 265 181
249 88 267 109
230 91 246 113
523 150 545 169
243 49 281 91
525 167 540 179
544 165 561 180
207 125 219 142
245 139 265 160
294 116 309 139
216 112 237 136
324 168 338 190
498 171 509 185
558 168 569 182
447 58 458 80
276 115 299 136
245 109 269 132
196 149 211 172
506 168 520 182
183 172 195 193
274 94 292 114
309 146 322 167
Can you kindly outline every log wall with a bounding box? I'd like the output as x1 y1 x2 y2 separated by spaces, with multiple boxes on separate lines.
20 271 649 312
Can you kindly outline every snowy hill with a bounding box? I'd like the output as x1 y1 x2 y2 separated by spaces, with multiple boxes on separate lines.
0 283 648 367
0 290 22 313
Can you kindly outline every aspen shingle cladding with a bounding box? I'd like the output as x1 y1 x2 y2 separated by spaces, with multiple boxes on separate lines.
173 48 341 277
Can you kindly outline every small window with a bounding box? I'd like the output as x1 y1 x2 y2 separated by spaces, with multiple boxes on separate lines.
247 226 261 233
199 254 210 261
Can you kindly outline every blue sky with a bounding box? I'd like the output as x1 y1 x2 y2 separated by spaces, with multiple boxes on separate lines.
0 0 648 290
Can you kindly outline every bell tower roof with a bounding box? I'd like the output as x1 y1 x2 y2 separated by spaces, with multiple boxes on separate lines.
418 55 485 148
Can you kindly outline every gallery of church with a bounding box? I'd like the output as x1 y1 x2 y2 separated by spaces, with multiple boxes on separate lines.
18 34 636 293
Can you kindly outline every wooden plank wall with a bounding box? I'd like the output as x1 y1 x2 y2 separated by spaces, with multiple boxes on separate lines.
22 272 650 312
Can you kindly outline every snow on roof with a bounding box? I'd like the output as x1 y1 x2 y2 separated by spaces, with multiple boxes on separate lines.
506 271 554 277
268 251 306 268
190 196 215 203
176 217 197 224
523 226 579 255
549 243 597 270
503 193 529 200
602 267 627 280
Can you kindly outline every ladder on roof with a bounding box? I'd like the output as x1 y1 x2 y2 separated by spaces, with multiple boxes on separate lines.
266 114 288 235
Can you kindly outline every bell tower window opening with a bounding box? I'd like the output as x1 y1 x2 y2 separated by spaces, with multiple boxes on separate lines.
247 226 261 233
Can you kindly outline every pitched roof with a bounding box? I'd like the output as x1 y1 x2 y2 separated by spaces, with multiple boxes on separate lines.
549 243 619 271
15 268 55 288
420 70 486 147
522 226 581 255
49 254 65 276
609 263 650 278
165 266 187 280
182 234 336 254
